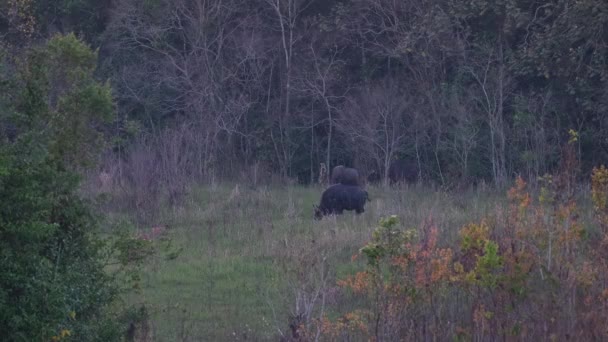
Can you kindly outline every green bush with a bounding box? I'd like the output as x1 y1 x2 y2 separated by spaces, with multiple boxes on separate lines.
0 135 124 341
0 34 129 341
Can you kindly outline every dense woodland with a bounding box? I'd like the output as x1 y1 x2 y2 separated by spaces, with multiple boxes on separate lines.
3 0 608 189
2 0 608 340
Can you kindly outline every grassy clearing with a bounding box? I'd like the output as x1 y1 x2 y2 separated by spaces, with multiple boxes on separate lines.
120 183 509 340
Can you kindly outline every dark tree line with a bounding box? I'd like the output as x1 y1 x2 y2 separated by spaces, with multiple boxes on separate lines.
2 0 608 188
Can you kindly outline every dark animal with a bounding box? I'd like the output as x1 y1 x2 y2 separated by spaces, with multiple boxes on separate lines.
388 159 418 184
366 170 381 185
314 184 369 219
330 165 360 186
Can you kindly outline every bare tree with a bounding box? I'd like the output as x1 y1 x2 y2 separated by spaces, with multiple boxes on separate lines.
294 41 346 183
331 0 466 184
511 90 559 181
447 92 480 182
262 0 313 177
465 42 514 187
106 0 274 181
338 80 411 186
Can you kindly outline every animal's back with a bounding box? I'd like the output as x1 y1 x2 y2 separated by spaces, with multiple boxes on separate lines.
389 160 417 184
331 165 360 186
325 184 365 208
315 183 369 218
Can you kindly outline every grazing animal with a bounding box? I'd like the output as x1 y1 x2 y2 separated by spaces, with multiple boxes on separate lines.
388 159 418 184
314 184 369 219
330 165 360 186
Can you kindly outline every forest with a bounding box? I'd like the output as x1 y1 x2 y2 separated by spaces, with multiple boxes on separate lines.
5 0 608 188
1 0 608 340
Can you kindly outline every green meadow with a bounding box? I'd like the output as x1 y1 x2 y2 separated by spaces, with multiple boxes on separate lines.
119 183 505 341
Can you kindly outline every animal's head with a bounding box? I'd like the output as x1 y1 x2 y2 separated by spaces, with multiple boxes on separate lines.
313 205 323 220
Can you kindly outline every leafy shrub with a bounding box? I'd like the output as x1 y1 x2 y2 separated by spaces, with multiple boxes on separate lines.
0 33 139 341
321 169 608 340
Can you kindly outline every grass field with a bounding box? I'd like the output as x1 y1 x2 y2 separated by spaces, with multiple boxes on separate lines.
118 183 508 341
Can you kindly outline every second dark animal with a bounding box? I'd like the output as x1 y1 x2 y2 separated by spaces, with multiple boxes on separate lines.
388 159 418 184
330 165 360 186
366 170 381 185
314 184 369 219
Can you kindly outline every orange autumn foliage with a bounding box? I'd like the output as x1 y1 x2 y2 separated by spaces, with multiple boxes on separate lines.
322 159 608 341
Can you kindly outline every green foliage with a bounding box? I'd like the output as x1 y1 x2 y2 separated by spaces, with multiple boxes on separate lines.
361 215 416 267
17 33 113 169
0 137 123 341
458 221 505 290
460 221 490 253
46 32 97 73
472 241 503 289
0 33 130 341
